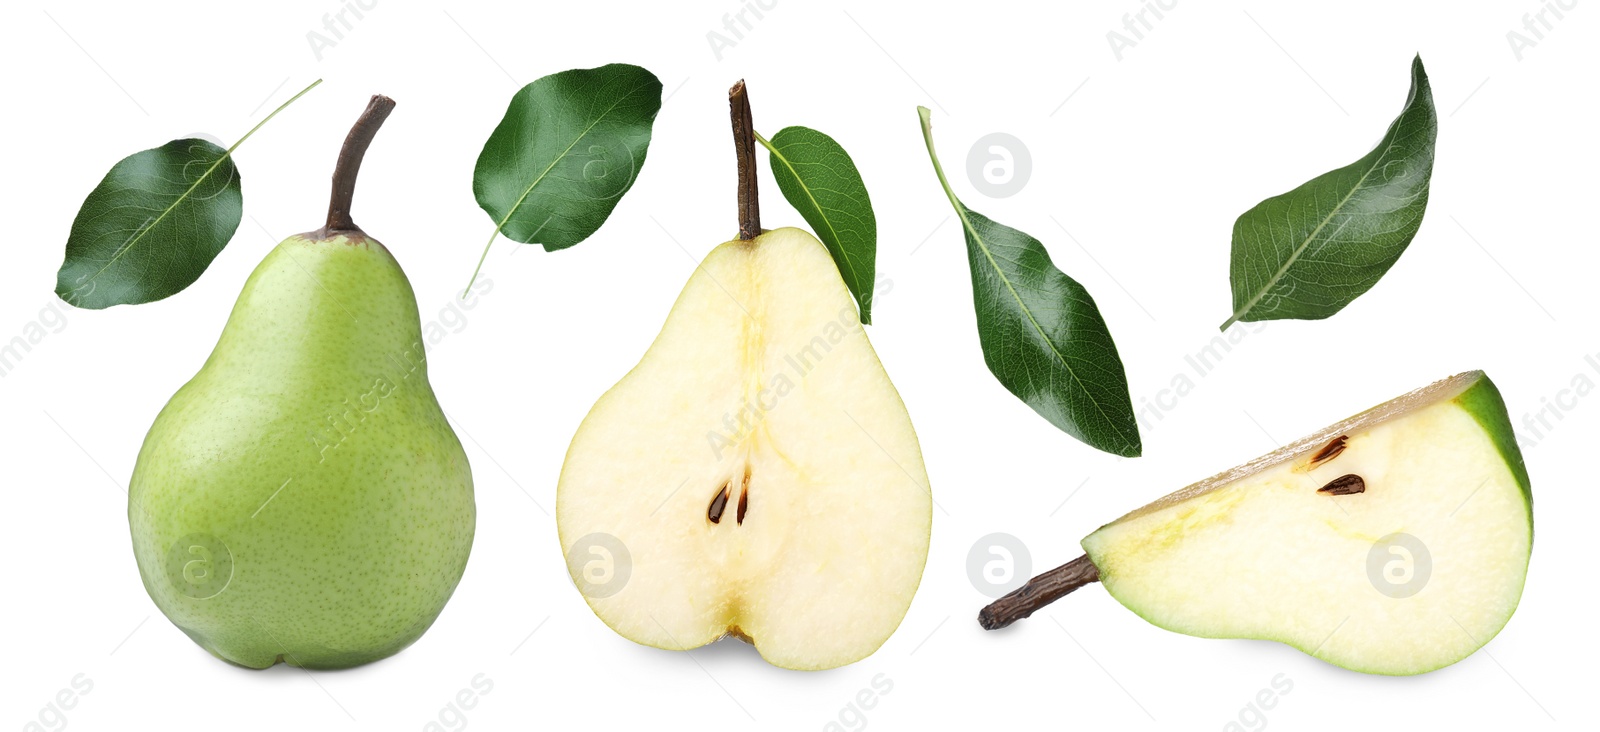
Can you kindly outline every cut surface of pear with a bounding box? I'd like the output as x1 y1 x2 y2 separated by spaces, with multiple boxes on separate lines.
1081 371 1530 675
557 227 931 671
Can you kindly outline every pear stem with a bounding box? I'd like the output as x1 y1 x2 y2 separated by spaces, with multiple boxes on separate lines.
323 94 397 235
978 554 1100 630
729 80 760 241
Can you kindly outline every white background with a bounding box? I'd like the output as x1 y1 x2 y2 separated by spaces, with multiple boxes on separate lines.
1 1 1593 729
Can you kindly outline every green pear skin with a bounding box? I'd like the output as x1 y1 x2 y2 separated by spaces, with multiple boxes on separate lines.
128 97 473 669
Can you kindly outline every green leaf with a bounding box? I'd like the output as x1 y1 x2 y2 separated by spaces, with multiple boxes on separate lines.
56 140 242 309
917 107 1140 457
55 78 321 309
1222 55 1437 330
468 64 662 287
757 126 878 324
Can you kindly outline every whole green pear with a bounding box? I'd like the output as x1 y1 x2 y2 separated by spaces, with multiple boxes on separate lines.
128 96 474 669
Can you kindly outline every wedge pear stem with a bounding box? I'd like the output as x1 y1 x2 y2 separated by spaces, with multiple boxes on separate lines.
978 554 1100 630
728 79 760 241
322 94 397 236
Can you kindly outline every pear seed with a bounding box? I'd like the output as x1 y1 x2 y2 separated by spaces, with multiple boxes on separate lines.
1308 435 1349 470
736 468 751 525
1318 473 1366 495
708 484 730 523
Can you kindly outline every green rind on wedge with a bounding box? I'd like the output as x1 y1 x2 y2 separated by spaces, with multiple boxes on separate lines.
1452 375 1533 518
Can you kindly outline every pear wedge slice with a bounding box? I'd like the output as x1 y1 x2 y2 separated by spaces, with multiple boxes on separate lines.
981 371 1532 676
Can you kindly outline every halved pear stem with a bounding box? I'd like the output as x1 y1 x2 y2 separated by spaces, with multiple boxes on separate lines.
978 554 1100 630
728 80 760 241
322 94 397 236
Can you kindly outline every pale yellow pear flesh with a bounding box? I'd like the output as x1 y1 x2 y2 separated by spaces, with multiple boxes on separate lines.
1082 372 1531 675
557 227 931 670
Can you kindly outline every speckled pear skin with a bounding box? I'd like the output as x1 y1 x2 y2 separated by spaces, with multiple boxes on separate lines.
128 232 475 670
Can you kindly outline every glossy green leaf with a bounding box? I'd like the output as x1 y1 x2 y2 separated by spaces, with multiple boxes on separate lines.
1222 55 1437 330
917 107 1140 457
54 78 320 309
757 126 878 323
56 139 243 309
472 63 662 262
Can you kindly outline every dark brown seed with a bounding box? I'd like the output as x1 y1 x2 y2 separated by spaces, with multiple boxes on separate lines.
1308 435 1348 469
708 484 730 523
1318 473 1366 495
736 468 751 525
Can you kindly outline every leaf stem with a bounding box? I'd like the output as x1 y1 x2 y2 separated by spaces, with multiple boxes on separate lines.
729 80 760 240
323 95 396 234
228 79 322 156
464 230 497 298
978 554 1101 630
916 107 977 235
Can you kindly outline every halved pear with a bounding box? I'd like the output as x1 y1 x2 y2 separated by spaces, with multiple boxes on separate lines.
986 371 1531 676
557 227 931 671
